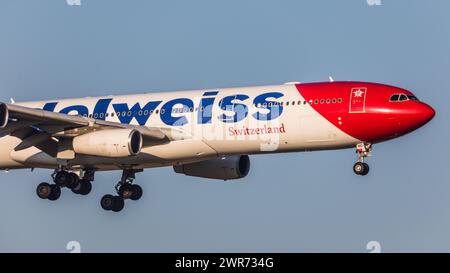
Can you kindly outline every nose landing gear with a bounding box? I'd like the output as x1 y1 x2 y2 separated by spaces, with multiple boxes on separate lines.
100 169 143 213
353 143 372 176
353 162 369 176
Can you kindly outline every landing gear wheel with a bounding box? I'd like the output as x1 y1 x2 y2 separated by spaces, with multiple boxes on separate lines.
67 173 80 189
362 163 369 175
101 194 115 211
48 185 61 201
101 169 143 212
101 195 125 212
118 184 133 199
71 182 82 194
36 182 52 199
353 162 369 176
79 180 92 195
112 197 125 212
130 184 143 201
71 179 92 195
54 171 72 187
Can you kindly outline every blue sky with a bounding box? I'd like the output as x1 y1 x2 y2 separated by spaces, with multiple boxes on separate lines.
0 0 449 252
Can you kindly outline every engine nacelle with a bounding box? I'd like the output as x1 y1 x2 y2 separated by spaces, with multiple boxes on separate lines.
0 103 9 129
174 155 250 180
73 129 142 158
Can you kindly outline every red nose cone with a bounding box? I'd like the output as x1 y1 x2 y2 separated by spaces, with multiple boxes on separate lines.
418 103 435 126
381 102 435 141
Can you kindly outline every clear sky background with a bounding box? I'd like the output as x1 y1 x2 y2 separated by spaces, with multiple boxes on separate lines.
0 0 448 252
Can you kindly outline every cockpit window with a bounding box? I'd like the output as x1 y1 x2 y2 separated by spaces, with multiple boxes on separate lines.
390 93 418 102
389 94 400 101
407 95 419 101
399 94 408 101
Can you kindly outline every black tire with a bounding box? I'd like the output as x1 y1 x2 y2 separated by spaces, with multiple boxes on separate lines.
112 196 125 212
71 179 83 194
353 162 368 176
48 185 61 201
101 194 115 211
130 184 143 201
79 180 92 196
36 182 52 199
67 173 80 189
362 163 370 175
54 171 71 187
118 184 133 199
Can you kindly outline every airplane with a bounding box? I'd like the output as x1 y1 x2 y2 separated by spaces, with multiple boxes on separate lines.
0 81 435 212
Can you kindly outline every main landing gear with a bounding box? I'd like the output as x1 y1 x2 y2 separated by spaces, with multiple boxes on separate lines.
100 169 143 213
353 143 372 176
36 169 94 201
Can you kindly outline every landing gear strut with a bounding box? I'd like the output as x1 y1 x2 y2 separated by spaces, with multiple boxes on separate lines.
70 169 94 196
101 169 143 212
353 143 372 176
36 168 94 201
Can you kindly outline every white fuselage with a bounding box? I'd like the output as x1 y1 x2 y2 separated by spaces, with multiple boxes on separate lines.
0 84 359 170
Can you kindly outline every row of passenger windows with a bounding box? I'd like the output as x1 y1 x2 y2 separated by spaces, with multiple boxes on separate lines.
81 98 343 119
296 98 342 105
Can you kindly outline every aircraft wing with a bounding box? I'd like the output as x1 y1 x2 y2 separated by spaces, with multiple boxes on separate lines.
0 102 168 144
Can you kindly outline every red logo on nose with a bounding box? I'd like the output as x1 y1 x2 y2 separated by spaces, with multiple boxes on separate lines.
349 87 367 113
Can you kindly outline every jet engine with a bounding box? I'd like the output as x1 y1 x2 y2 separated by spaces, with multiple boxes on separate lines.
0 103 8 129
173 155 250 180
73 129 142 158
